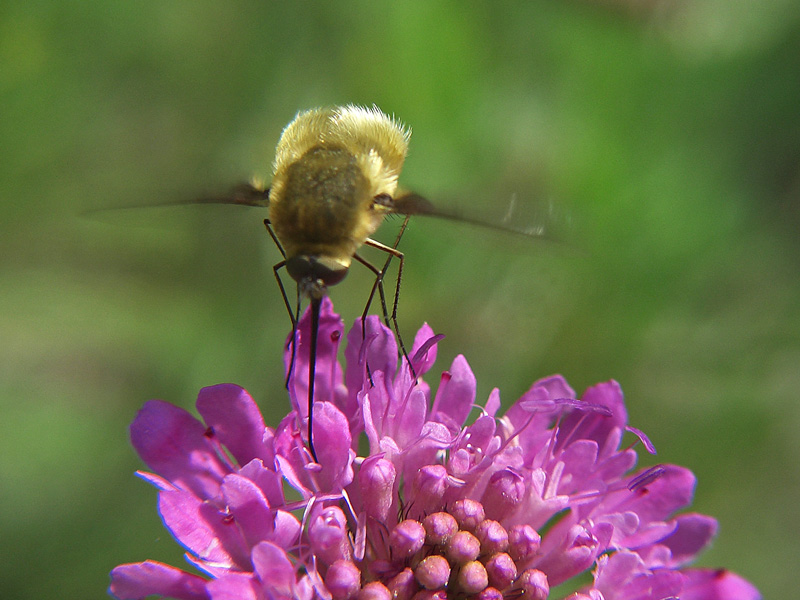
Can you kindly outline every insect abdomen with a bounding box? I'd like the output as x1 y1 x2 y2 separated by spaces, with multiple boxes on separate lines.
270 145 375 260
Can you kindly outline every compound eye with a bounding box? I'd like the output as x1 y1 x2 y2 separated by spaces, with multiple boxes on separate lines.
286 255 313 282
286 255 348 287
373 193 394 209
314 256 348 286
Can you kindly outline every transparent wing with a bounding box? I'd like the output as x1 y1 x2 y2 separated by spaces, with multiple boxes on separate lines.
82 183 271 218
391 191 565 242
87 182 569 245
191 183 271 208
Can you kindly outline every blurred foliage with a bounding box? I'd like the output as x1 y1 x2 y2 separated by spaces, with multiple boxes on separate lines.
1 1 798 597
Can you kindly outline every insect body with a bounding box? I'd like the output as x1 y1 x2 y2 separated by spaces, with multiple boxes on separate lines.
270 105 408 286
269 106 414 459
198 105 555 460
217 106 421 459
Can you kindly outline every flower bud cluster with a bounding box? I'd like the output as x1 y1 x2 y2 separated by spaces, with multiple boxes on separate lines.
324 499 549 600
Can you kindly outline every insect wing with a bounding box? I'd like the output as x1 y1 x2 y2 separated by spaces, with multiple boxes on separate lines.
391 192 559 241
193 182 271 208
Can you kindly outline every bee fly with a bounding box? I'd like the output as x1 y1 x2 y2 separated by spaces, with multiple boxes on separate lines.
204 106 436 460
195 105 555 460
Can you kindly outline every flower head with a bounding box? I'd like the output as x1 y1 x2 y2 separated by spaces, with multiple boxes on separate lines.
110 299 760 600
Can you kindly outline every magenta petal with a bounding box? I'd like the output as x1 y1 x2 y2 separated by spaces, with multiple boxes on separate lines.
135 470 177 491
627 570 686 600
251 541 297 597
309 505 351 565
158 489 248 571
680 568 762 600
206 572 260 600
287 297 345 415
273 509 303 549
535 374 577 400
449 414 497 477
393 387 429 448
482 468 526 521
536 522 611 586
272 415 315 498
196 384 273 467
624 465 696 523
504 376 576 456
221 474 275 548
484 387 501 417
358 456 397 522
556 439 600 494
345 315 397 396
410 322 439 375
109 560 209 600
616 518 677 550
312 401 354 490
130 400 229 498
593 447 638 483
660 513 719 567
557 381 627 458
594 552 684 600
430 354 476 431
238 459 286 508
360 370 390 439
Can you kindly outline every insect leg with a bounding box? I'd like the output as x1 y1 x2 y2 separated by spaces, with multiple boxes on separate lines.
264 219 294 325
357 222 417 380
264 219 286 258
265 219 300 390
360 215 410 329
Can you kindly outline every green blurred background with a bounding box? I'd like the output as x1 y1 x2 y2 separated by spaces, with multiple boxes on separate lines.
2 1 797 597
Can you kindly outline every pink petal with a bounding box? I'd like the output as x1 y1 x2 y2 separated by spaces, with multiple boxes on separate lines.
557 381 627 459
536 522 611 586
660 513 719 567
484 387 501 417
448 414 497 478
287 297 345 416
504 376 576 456
681 568 762 600
135 470 177 491
158 489 248 571
623 464 697 523
358 456 397 522
130 400 229 498
272 415 315 498
238 458 286 508
206 572 260 600
221 474 275 548
273 509 303 549
345 315 397 397
312 401 354 490
594 551 685 600
109 560 209 600
393 387 428 447
410 322 439 375
196 384 273 467
556 439 601 493
430 354 476 431
252 541 297 597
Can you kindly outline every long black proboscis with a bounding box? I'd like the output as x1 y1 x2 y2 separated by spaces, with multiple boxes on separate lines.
307 295 321 462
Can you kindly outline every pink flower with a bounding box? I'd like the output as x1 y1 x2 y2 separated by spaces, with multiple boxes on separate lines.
109 299 760 600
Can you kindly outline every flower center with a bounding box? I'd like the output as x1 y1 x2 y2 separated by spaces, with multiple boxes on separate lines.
323 499 549 600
